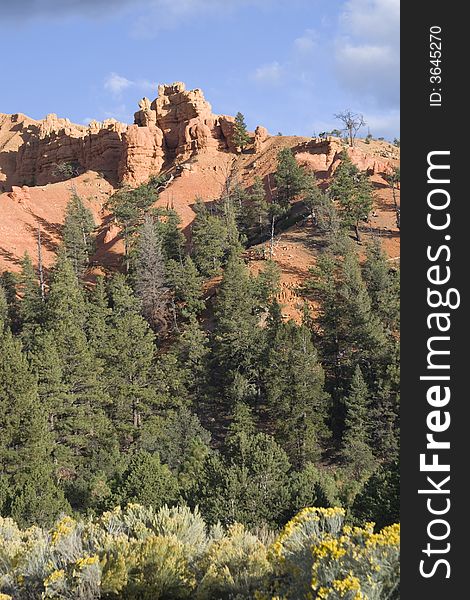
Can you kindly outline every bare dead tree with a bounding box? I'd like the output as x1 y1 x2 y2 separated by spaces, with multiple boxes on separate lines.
135 215 171 332
334 110 366 147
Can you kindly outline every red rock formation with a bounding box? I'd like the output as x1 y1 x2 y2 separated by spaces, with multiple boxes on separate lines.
149 82 234 161
254 125 269 152
118 124 164 186
0 82 243 191
0 112 127 190
0 82 396 196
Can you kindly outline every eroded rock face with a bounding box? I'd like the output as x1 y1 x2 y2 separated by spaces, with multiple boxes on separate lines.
0 112 128 188
254 125 269 152
120 83 243 184
118 124 165 186
0 82 251 190
219 116 237 153
134 97 157 127
149 83 232 160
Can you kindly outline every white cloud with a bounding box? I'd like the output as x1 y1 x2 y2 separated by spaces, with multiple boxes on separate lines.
335 0 399 108
103 73 159 99
363 110 399 138
338 44 394 66
252 61 283 84
340 0 399 43
104 72 133 95
294 29 318 53
130 0 275 38
135 79 158 93
103 104 132 123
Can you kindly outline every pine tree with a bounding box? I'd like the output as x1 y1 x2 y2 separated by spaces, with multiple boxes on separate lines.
140 407 211 473
264 321 329 468
117 451 179 509
8 400 70 527
86 275 112 356
227 402 257 442
104 276 158 444
45 253 115 483
352 459 399 529
177 436 211 502
370 378 399 462
290 463 339 514
167 256 205 320
254 260 281 309
135 215 170 332
171 316 210 399
154 207 185 262
18 252 44 350
46 251 88 330
251 176 270 236
0 271 19 332
362 239 400 331
236 177 270 241
268 148 307 255
222 194 244 255
340 365 377 479
0 283 8 330
303 173 333 230
233 112 251 151
385 166 400 228
0 328 38 473
329 153 373 241
27 328 116 514
107 183 157 270
28 329 67 441
108 272 142 316
0 328 67 526
213 252 261 405
191 199 229 277
198 433 292 527
274 148 307 209
304 242 388 389
301 240 390 449
62 191 96 276
338 248 389 379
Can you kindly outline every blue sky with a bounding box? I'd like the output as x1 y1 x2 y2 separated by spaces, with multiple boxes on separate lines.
0 0 399 139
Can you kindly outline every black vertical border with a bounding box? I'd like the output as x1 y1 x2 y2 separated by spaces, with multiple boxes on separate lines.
401 3 467 597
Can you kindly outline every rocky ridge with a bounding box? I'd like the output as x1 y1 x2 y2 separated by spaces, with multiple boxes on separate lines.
0 82 239 191
0 82 400 290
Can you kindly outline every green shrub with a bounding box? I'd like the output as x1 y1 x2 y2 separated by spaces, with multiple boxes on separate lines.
265 507 400 600
196 523 271 599
0 506 399 600
118 535 195 599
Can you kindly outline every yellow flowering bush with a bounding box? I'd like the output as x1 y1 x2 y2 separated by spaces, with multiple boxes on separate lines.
0 516 49 599
119 535 195 599
41 552 101 599
196 523 271 599
266 507 399 600
151 505 209 561
0 505 399 599
50 516 76 545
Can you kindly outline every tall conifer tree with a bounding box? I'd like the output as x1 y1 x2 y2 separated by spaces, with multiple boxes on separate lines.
62 191 96 276
264 321 329 467
0 328 67 526
340 365 377 479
